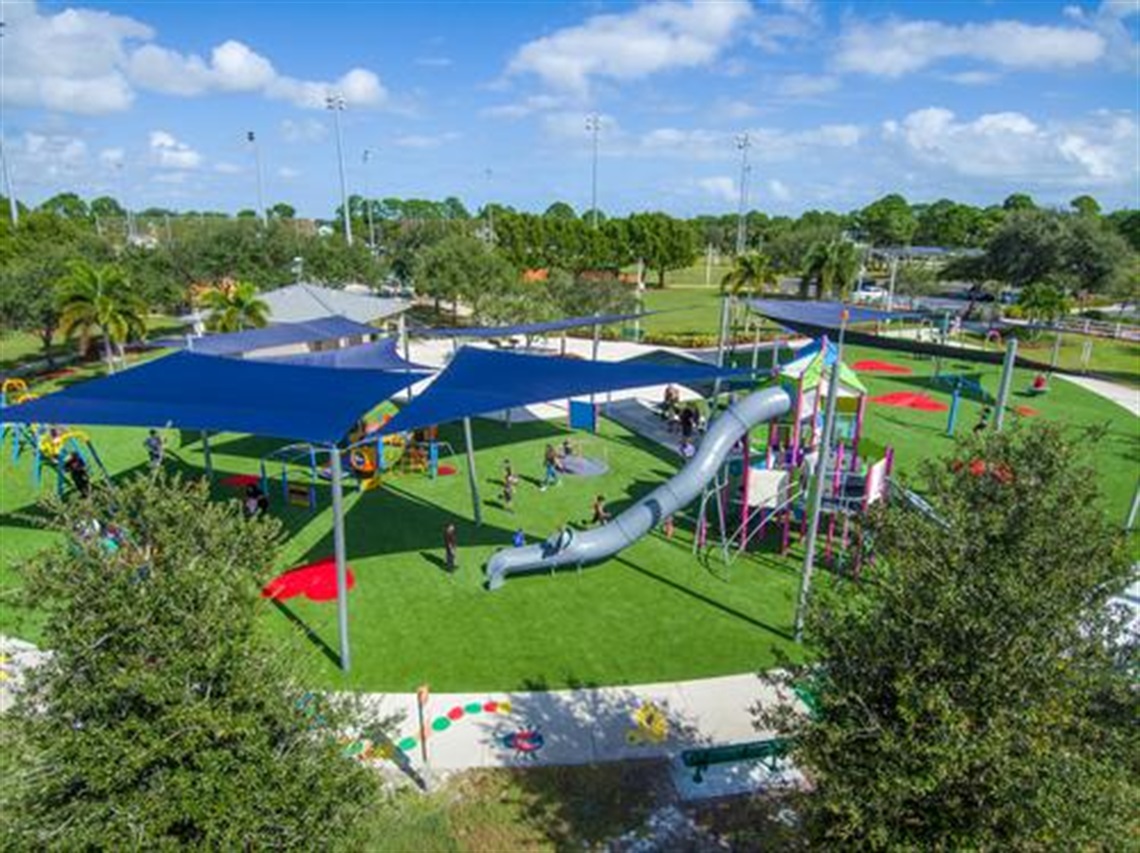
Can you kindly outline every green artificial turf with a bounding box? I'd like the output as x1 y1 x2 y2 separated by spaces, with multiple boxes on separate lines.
2 338 1136 693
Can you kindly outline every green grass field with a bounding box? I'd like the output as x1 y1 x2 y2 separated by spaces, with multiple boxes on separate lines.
3 332 1135 691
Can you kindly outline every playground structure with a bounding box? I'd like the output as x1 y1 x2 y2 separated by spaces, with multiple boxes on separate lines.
259 417 457 510
703 337 893 572
2 379 109 496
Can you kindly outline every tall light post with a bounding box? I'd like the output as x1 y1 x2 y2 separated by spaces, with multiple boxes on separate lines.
0 134 17 228
114 161 135 243
734 133 751 256
247 131 267 227
484 167 495 243
362 148 377 250
326 92 352 246
586 113 601 228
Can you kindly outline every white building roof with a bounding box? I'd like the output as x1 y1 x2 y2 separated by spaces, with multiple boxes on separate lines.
262 283 410 325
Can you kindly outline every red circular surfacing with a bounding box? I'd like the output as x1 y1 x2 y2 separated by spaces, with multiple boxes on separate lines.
262 559 356 602
852 359 913 375
220 474 262 488
437 464 458 476
870 391 948 412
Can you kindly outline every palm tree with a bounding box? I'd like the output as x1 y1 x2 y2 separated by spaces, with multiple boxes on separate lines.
720 252 778 298
58 261 147 373
200 281 270 332
801 239 861 300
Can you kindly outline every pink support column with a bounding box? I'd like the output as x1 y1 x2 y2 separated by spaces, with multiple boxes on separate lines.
851 395 867 471
740 437 751 552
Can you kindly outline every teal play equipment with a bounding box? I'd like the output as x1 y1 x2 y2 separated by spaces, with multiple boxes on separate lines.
1 422 110 496
681 737 791 783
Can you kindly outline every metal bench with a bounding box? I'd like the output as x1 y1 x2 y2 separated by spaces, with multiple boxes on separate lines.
681 737 790 783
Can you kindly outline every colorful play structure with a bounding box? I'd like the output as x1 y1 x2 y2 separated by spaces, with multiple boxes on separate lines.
699 337 893 572
1 378 110 496
258 415 458 510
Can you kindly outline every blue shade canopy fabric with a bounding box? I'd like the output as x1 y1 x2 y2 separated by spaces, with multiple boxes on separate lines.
253 338 434 372
748 300 923 330
1 352 421 444
156 316 381 356
380 346 744 434
414 310 654 339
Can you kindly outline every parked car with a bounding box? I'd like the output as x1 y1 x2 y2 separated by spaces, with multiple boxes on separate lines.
851 280 887 303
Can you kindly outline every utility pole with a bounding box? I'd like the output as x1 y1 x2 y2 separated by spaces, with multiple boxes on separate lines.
586 113 600 228
247 131 267 227
734 133 751 256
326 92 352 246
362 149 377 250
795 311 849 643
0 22 16 228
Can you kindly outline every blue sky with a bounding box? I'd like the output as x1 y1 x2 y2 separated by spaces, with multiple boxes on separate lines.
2 0 1137 217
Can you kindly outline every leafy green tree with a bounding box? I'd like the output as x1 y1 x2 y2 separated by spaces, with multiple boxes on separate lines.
1104 209 1140 252
1002 192 1036 211
763 425 1137 848
413 233 517 321
200 280 270 332
858 193 917 246
1016 282 1072 324
57 261 147 372
0 249 70 364
3 475 387 849
38 192 90 220
1070 194 1101 217
913 199 985 247
986 210 1130 293
720 252 777 296
236 208 259 219
544 269 637 319
625 212 697 288
802 238 861 300
544 201 577 220
269 202 296 220
89 195 126 219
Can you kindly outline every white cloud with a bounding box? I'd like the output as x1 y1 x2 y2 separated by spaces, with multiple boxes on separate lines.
415 56 453 68
767 178 792 201
711 98 760 121
507 0 752 93
0 2 149 113
697 176 738 202
772 73 839 98
835 17 1106 77
883 106 1137 185
750 0 822 52
280 118 328 144
277 167 300 180
6 131 91 184
214 162 243 175
393 132 462 149
481 94 568 119
149 130 201 169
1064 0 1140 70
1 2 387 114
941 70 1001 86
99 147 125 166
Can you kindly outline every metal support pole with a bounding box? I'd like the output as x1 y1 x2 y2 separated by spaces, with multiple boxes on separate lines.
327 94 352 246
462 417 482 527
589 313 601 407
201 431 214 480
329 446 351 671
750 319 762 373
946 384 961 436
711 294 731 410
993 337 1018 432
1049 330 1063 373
0 135 18 227
795 315 847 643
886 255 898 312
1126 477 1140 532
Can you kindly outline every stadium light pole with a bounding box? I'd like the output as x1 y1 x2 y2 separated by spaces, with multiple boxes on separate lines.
0 134 17 228
247 131 267 227
484 167 495 242
362 148 377 250
734 133 751 256
326 92 353 246
586 113 601 228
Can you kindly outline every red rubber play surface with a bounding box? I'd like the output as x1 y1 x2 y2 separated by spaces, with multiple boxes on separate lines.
1013 405 1040 417
852 359 913 375
870 391 949 412
220 474 261 488
262 559 355 602
437 464 458 476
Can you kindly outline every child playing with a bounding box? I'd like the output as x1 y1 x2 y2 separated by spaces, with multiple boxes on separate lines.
512 529 526 548
502 475 515 512
540 444 560 490
143 429 164 469
591 494 611 526
443 523 458 573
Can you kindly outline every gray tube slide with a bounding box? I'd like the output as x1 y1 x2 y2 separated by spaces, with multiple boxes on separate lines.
485 386 792 590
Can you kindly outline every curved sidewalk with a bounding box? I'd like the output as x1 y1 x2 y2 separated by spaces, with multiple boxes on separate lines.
358 671 798 773
1054 374 1140 418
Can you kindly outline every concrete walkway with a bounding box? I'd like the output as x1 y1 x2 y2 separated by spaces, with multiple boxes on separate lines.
358 672 799 774
1054 374 1140 418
